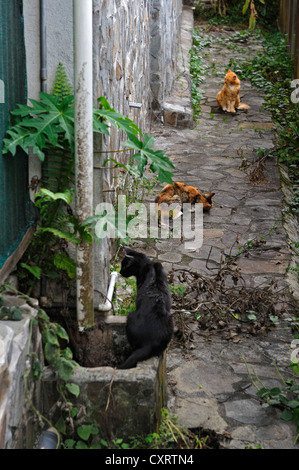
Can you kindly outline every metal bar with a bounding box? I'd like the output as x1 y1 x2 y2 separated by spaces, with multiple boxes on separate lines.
73 0 94 330
40 0 47 92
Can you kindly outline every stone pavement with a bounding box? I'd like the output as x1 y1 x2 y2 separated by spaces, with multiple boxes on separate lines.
143 8 299 449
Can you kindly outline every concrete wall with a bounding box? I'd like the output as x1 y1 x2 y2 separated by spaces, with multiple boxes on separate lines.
23 0 74 98
42 315 168 441
0 294 42 449
23 0 74 202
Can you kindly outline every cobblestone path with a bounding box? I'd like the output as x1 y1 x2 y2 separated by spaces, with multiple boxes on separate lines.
140 8 299 449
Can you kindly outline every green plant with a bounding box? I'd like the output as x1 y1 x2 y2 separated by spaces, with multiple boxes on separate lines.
122 408 197 450
15 187 87 295
0 284 81 449
169 284 187 301
0 305 23 321
114 273 137 316
36 308 79 382
242 0 266 30
64 424 102 449
52 62 73 100
3 64 174 295
194 0 278 30
189 29 212 117
243 351 299 444
228 31 299 219
3 93 174 184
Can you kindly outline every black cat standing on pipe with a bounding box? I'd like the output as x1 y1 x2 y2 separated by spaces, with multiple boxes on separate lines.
119 247 174 369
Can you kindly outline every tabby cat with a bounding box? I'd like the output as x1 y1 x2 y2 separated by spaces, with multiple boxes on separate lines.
119 247 173 369
216 69 249 113
155 181 215 212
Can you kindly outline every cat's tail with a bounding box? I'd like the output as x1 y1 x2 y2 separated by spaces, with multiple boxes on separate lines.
237 102 250 110
118 344 153 369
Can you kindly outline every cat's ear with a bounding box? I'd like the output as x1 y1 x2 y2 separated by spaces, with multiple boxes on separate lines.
206 192 215 202
124 246 135 258
227 69 231 73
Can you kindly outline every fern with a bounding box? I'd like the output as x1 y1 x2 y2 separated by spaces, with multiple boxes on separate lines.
52 62 73 100
43 64 74 194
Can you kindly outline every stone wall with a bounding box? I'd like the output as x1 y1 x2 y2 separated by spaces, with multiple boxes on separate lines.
150 0 183 111
92 0 184 305
92 0 184 186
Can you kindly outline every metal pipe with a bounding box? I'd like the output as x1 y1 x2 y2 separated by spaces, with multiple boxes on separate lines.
37 428 60 449
73 0 94 330
98 271 118 312
40 0 47 92
40 0 48 300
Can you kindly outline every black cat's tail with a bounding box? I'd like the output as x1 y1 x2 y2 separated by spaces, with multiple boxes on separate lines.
119 344 152 369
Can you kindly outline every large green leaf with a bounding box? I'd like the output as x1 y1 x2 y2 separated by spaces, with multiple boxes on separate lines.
38 227 81 244
2 92 75 160
95 97 141 138
35 188 74 205
77 424 99 441
121 133 174 184
56 357 76 381
20 263 42 280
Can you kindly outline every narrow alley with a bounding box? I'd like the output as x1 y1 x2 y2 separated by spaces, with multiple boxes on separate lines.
140 7 298 449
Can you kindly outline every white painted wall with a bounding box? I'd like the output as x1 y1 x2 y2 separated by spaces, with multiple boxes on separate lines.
23 0 74 200
23 0 74 97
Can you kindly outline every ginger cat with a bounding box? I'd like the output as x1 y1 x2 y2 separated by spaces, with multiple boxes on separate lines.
216 69 249 113
155 182 215 212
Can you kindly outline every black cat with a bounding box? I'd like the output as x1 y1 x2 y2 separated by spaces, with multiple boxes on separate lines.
119 246 173 369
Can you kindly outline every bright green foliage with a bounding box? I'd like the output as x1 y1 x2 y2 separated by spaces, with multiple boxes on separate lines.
34 308 78 382
3 93 75 162
242 0 265 29
3 93 174 187
257 377 299 443
195 0 279 31
228 31 299 217
53 253 76 279
52 62 73 100
189 29 211 117
3 66 174 293
94 97 175 184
